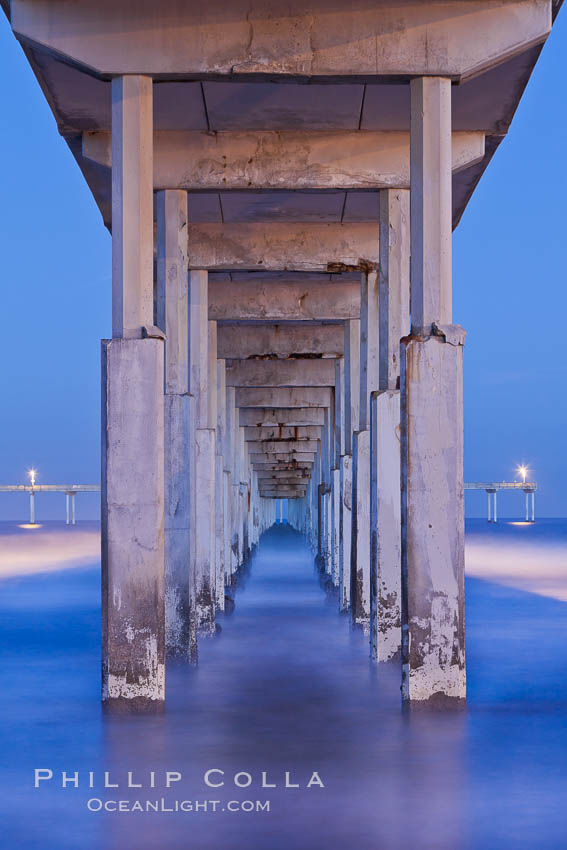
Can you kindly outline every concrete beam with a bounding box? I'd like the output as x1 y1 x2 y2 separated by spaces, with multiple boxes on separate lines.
225 359 335 388
261 491 306 499
84 130 485 190
259 484 307 492
187 223 378 271
244 426 322 442
17 1 550 80
256 473 310 482
253 463 313 471
250 452 316 464
247 440 320 454
217 323 344 360
236 387 331 409
239 407 326 426
210 281 359 322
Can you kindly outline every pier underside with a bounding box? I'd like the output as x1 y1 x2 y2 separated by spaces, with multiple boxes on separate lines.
2 0 561 710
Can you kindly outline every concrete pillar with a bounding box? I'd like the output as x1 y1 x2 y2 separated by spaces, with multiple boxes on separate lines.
339 454 352 611
239 428 249 559
102 76 165 712
216 359 227 607
351 269 379 628
111 76 154 340
344 320 361 453
370 390 402 662
156 188 193 660
359 270 379 432
322 406 332 573
401 77 465 706
351 429 371 630
340 321 359 610
66 493 70 525
331 467 341 587
525 491 529 522
71 492 76 525
207 320 223 612
331 358 344 586
102 338 165 711
29 491 35 525
370 188 409 664
226 387 239 575
410 77 452 333
401 330 466 705
378 190 411 393
189 270 215 635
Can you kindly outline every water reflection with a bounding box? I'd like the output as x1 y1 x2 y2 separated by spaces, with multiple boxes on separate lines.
1 521 567 849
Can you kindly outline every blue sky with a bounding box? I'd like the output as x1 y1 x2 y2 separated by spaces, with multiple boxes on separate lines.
0 12 565 519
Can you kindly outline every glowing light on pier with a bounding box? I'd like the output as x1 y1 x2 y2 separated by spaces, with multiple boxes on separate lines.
27 468 37 487
517 465 528 484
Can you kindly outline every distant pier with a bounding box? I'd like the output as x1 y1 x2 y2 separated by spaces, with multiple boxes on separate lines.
465 482 537 523
0 485 100 525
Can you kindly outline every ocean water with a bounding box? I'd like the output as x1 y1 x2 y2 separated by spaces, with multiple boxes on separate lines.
1 519 567 850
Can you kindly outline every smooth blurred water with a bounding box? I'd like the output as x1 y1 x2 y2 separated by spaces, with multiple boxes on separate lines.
1 519 567 849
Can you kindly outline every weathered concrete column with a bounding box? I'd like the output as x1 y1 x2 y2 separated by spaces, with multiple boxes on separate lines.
209 321 225 612
216 359 228 606
401 78 466 706
232 402 244 568
359 270 379 433
331 358 344 587
344 320 360 454
156 188 193 660
321 405 333 573
189 269 216 635
410 77 452 334
102 76 165 711
240 428 250 559
340 320 359 610
351 428 371 630
226 387 239 575
351 270 379 629
370 188 410 663
111 76 154 340
339 454 352 611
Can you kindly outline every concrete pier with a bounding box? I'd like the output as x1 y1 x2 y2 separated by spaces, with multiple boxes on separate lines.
7 0 557 712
